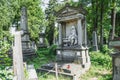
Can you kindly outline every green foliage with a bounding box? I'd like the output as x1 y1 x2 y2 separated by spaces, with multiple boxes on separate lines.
101 45 113 54
0 68 13 80
0 41 12 68
90 51 112 70
37 48 49 57
38 74 71 80
48 45 57 56
80 51 112 80
27 45 57 69
27 48 49 69
45 0 64 45
45 0 57 45
80 65 112 80
37 45 57 59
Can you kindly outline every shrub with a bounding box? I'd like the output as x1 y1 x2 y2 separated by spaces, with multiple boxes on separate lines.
0 41 12 68
36 45 57 58
101 45 113 54
27 45 57 69
0 68 13 80
48 45 57 56
90 51 112 69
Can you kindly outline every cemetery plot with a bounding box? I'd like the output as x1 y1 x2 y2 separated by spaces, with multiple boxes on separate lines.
38 4 91 80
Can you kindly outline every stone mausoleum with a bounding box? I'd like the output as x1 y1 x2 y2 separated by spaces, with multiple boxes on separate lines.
56 4 90 69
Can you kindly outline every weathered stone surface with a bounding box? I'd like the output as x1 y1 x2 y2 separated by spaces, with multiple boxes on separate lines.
112 53 120 80
110 38 120 80
27 65 38 80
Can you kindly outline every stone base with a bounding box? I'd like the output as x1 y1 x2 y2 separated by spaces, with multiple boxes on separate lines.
22 48 36 61
56 46 90 66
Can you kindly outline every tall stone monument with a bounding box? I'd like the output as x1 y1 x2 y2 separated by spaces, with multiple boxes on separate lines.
20 6 35 59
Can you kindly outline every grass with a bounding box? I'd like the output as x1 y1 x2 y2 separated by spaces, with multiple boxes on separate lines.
80 65 112 80
80 51 112 80
38 74 72 80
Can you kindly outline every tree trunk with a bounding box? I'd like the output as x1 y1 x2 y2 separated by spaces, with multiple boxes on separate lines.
92 0 98 32
100 0 104 50
110 0 116 40
95 1 98 32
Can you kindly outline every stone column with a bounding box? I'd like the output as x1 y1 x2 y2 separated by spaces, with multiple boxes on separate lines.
58 23 62 46
84 19 87 46
77 18 83 45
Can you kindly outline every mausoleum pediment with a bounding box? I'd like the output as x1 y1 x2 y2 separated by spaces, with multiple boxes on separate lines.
56 4 86 18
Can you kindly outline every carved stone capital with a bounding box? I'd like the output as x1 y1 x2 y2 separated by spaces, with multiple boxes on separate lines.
77 14 84 19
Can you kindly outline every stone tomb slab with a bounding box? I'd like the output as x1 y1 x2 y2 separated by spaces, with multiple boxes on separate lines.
38 62 90 80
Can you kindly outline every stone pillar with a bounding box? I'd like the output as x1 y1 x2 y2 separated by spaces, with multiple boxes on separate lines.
58 23 62 46
111 52 120 80
84 19 87 46
80 48 86 66
85 47 90 63
77 18 83 45
92 31 98 51
13 31 25 80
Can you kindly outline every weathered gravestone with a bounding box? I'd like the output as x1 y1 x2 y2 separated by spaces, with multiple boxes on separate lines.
20 6 35 59
109 37 120 80
92 31 98 51
39 4 91 80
